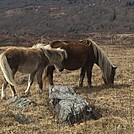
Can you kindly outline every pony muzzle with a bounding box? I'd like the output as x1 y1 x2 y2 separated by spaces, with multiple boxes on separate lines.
59 68 64 72
54 64 64 72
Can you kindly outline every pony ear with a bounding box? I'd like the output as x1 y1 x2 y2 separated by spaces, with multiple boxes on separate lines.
113 66 117 69
62 50 68 59
55 48 68 59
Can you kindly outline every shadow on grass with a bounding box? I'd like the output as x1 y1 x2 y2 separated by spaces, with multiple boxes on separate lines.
74 83 131 94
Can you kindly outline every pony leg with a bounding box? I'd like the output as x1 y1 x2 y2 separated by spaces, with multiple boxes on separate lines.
46 66 55 85
1 80 8 99
8 69 17 98
42 69 47 90
25 72 36 95
87 64 94 88
10 84 17 97
36 68 44 94
79 67 86 87
47 72 54 85
1 70 17 99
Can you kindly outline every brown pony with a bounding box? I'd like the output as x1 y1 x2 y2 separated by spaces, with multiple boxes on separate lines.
37 39 117 88
0 46 67 99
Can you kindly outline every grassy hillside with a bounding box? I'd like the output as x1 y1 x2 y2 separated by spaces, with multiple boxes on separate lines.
0 0 133 35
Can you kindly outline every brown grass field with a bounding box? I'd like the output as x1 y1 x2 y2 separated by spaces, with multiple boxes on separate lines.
0 34 134 134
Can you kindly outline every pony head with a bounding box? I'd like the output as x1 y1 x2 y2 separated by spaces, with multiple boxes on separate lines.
33 43 68 72
102 65 117 86
42 48 68 72
53 48 67 72
90 39 117 87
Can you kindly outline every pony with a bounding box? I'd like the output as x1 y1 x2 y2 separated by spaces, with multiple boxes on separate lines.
36 39 117 88
0 46 67 99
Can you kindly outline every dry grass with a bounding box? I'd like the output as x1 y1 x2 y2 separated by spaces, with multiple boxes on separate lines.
0 36 134 134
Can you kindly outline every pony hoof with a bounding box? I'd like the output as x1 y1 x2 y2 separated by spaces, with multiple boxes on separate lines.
1 96 6 100
38 89 43 94
24 92 30 97
87 85 93 89
79 84 83 88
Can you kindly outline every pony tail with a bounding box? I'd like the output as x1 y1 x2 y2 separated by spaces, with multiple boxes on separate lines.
0 53 17 87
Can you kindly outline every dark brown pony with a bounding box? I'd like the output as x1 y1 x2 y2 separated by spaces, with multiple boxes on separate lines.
0 46 67 99
36 39 117 87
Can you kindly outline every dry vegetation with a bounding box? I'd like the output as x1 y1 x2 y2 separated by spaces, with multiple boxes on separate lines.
0 34 134 134
0 0 134 35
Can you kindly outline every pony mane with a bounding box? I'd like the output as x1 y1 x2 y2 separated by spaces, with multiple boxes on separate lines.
88 39 115 83
41 48 67 64
33 43 68 62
